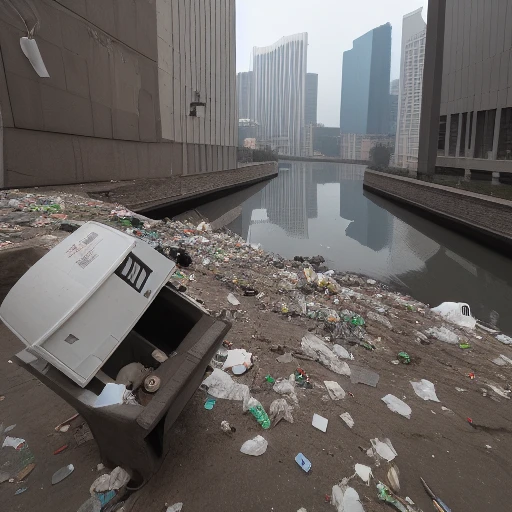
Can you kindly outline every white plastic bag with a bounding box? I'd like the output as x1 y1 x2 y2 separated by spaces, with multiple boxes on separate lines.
370 438 397 462
201 369 251 405
331 485 365 512
240 435 268 456
269 398 294 425
410 379 440 402
333 344 351 359
301 333 351 376
382 394 411 419
355 464 373 485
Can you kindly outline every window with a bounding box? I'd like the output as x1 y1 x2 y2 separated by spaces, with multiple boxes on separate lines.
459 113 467 157
498 107 512 160
449 114 459 156
438 115 447 154
474 109 496 159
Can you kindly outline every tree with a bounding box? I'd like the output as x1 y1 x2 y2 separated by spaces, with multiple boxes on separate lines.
370 144 391 168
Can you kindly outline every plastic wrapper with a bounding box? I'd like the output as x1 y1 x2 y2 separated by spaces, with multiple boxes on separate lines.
269 398 294 425
240 435 268 456
382 394 411 419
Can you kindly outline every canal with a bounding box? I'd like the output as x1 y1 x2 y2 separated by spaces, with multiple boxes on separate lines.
193 161 512 335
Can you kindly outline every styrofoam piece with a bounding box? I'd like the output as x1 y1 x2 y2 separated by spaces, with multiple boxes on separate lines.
382 394 411 419
355 464 373 485
240 435 268 456
222 349 252 370
497 334 512 345
0 222 175 387
331 485 365 512
340 412 354 428
431 302 476 329
324 381 346 400
312 413 328 432
370 438 397 462
410 379 440 402
94 383 126 408
333 344 351 359
227 293 241 306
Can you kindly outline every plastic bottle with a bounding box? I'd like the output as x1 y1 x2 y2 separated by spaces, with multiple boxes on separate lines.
249 402 271 429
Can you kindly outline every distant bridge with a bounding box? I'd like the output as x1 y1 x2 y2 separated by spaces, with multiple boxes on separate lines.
277 155 371 165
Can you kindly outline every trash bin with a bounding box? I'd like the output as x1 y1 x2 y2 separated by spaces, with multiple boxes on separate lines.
1 222 230 483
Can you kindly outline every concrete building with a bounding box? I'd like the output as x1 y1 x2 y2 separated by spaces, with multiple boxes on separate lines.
395 8 426 170
305 73 319 126
253 33 308 156
238 119 259 148
0 0 237 188
340 23 392 135
237 71 254 121
341 134 394 161
422 0 512 178
389 79 399 136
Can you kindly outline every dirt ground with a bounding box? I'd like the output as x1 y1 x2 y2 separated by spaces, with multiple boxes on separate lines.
1 189 512 511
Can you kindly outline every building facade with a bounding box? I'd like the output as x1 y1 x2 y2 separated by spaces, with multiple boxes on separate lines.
340 23 392 135
395 8 426 170
0 0 237 187
389 79 399 136
253 33 308 156
430 0 512 177
237 71 254 121
305 73 319 126
313 127 340 157
341 133 394 161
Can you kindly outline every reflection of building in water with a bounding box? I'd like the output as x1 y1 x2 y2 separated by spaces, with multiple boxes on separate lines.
340 178 393 252
260 162 312 238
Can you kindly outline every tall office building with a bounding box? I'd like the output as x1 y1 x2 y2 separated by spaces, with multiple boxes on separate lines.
340 23 392 135
421 0 512 177
389 79 400 136
0 0 237 187
395 8 426 170
305 73 319 126
253 33 308 156
237 71 254 121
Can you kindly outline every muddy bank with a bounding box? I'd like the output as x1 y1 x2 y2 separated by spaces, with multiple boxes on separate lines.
0 189 511 511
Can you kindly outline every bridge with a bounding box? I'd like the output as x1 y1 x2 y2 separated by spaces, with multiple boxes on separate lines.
277 155 371 165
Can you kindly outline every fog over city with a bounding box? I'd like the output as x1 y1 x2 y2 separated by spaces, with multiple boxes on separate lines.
236 0 429 126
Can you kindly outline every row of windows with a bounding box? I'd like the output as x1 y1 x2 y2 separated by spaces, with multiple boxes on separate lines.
438 108 512 160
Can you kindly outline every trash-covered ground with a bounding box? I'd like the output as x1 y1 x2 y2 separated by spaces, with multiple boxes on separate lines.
1 188 512 511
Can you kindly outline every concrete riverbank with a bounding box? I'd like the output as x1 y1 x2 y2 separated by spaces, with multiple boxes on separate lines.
364 169 512 252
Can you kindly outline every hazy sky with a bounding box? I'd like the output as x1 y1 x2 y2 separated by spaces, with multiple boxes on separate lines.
236 0 428 127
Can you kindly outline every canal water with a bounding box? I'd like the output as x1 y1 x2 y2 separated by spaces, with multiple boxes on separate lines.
195 161 512 334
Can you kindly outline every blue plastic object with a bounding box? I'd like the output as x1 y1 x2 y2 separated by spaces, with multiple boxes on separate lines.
295 452 312 473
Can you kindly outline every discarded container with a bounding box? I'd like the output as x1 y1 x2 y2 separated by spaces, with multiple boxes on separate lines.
411 379 440 402
204 397 216 410
431 302 476 329
382 395 411 419
265 374 276 384
248 399 271 430
295 453 312 473
312 413 328 432
294 368 313 389
397 352 410 364
240 435 268 456
376 482 407 512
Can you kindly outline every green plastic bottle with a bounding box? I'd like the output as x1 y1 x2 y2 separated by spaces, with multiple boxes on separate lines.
249 404 271 429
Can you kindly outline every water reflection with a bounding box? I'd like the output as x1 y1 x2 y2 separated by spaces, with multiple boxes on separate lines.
196 161 512 333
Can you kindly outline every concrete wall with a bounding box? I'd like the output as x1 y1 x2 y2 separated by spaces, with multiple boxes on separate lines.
436 0 512 174
364 169 512 249
0 0 237 187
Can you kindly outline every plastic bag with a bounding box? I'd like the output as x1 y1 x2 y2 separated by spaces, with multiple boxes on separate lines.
201 369 251 406
331 485 365 512
410 379 440 402
301 333 351 376
269 399 294 425
324 381 346 400
370 438 397 462
273 379 295 395
382 394 411 419
355 464 373 485
333 344 351 359
240 435 268 456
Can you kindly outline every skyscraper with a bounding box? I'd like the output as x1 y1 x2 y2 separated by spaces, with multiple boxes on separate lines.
340 23 392 135
389 79 400 136
395 8 426 170
253 33 308 156
237 71 254 120
305 73 319 126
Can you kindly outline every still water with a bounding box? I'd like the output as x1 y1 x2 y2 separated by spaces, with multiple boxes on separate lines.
196 161 512 334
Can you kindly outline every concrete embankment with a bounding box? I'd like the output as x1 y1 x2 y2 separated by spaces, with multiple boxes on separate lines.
364 169 512 252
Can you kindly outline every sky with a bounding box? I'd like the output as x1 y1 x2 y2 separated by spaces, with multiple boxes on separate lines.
236 0 428 127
